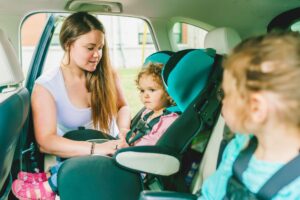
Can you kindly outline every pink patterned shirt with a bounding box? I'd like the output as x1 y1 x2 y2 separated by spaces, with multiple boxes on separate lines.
134 109 179 146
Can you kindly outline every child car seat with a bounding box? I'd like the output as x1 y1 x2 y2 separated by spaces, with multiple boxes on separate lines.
62 50 175 141
139 27 243 200
57 48 222 200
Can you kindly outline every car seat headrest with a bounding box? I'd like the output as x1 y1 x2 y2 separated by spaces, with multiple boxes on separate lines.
163 49 215 112
0 29 24 89
204 27 241 55
144 51 174 66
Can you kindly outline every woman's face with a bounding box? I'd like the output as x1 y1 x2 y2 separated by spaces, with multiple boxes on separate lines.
68 29 105 72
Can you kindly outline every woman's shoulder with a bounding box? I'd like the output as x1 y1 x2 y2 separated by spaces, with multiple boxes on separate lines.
35 66 61 85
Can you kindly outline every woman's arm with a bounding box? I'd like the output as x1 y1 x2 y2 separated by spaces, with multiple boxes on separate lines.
113 71 131 138
31 84 123 158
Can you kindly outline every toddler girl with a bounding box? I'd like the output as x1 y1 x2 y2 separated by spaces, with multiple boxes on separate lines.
126 62 179 146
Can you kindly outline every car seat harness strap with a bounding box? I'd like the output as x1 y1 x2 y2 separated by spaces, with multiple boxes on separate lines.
125 109 173 145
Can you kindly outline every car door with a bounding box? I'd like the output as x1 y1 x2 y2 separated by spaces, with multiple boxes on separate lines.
19 14 56 173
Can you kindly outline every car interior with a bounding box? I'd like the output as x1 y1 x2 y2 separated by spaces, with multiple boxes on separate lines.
0 0 300 200
0 29 30 199
57 41 223 199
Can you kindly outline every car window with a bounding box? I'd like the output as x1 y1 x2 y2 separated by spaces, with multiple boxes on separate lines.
21 13 48 76
21 13 156 115
172 22 207 50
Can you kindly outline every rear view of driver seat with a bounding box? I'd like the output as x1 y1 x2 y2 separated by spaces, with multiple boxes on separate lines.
191 27 241 193
0 29 30 200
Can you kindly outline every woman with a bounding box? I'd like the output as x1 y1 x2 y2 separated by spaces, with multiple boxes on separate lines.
12 12 131 199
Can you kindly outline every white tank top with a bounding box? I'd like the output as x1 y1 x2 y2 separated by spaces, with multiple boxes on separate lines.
35 67 119 137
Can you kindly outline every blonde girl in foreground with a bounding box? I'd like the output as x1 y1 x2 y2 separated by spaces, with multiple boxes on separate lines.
200 31 300 199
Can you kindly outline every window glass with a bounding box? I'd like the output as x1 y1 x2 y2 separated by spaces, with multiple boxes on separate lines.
21 13 48 76
21 13 156 115
172 22 207 50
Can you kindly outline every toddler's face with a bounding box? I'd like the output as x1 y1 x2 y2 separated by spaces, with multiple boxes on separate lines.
138 74 168 112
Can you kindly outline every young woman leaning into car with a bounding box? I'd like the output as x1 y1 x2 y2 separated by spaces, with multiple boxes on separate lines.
12 12 131 200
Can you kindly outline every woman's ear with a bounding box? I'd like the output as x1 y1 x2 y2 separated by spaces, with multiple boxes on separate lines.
65 44 69 51
64 41 72 51
249 92 268 124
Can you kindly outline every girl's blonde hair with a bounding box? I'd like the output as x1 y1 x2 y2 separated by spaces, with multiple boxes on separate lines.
223 31 300 127
60 12 117 132
136 63 174 107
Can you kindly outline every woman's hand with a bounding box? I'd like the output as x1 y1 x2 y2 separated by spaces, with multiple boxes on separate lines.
94 139 128 156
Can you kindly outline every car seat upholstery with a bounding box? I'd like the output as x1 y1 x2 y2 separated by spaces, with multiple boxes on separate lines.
57 48 222 199
139 27 242 200
0 29 30 200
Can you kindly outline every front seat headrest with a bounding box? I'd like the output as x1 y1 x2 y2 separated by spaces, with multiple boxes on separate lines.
204 27 241 55
0 29 24 88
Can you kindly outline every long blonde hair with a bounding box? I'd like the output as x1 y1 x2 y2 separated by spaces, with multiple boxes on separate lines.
59 12 117 132
223 31 300 127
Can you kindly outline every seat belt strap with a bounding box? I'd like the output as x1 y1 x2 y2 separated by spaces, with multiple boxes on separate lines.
232 136 300 200
257 152 300 200
232 137 258 183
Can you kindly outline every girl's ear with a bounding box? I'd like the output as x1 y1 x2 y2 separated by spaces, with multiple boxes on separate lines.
249 92 268 124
